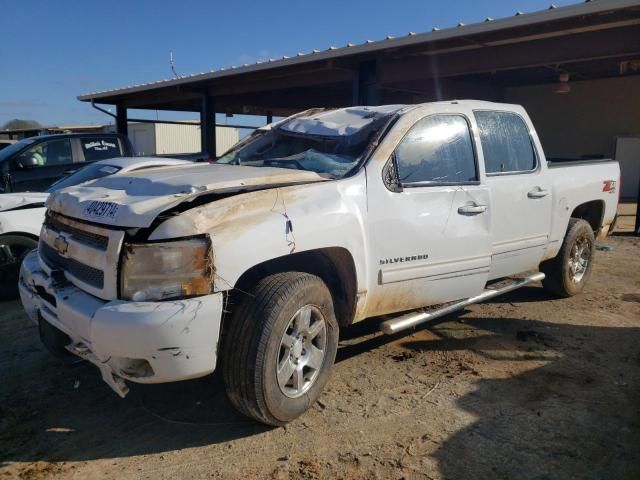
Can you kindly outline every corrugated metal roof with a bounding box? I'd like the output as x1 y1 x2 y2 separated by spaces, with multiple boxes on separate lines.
78 0 640 101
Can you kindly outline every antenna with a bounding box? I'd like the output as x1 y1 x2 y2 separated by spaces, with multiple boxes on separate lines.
169 51 179 78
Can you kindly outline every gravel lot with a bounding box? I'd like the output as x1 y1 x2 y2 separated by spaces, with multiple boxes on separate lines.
1 232 638 479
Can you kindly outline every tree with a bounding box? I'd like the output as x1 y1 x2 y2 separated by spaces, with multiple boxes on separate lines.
1 119 42 131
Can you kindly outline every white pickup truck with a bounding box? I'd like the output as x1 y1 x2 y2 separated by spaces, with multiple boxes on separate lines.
19 100 619 426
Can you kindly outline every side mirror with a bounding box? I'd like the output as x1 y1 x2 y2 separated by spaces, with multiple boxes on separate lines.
16 154 40 169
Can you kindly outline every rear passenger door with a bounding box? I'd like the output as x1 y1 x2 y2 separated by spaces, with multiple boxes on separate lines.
9 138 75 192
473 110 552 279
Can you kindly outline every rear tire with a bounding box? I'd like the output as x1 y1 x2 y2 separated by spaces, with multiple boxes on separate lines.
222 272 338 426
540 218 595 297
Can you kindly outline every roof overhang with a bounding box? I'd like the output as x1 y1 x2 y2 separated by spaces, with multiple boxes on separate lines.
78 0 640 115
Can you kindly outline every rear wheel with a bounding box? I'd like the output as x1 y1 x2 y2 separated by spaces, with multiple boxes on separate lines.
0 235 38 300
222 272 338 426
540 218 595 297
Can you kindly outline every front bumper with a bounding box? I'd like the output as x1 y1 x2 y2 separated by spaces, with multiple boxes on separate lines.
19 250 224 397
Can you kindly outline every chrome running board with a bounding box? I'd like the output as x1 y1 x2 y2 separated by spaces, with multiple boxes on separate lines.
380 272 545 335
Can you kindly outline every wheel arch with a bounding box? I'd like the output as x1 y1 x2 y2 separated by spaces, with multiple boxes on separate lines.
569 200 604 233
231 247 358 327
0 231 40 243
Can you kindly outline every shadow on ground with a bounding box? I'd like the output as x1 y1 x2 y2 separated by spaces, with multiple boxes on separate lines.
398 314 640 480
1 282 639 479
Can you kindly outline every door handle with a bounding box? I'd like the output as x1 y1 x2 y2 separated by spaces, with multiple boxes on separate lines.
458 204 488 215
528 188 549 199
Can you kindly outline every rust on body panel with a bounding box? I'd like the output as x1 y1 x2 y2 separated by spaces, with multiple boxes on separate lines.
357 282 433 321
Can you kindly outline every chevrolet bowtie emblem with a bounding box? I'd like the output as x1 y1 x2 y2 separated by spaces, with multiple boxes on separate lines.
53 235 69 255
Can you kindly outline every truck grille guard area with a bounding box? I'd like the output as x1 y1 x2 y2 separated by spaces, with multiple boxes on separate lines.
38 212 125 300
39 242 105 289
43 213 110 250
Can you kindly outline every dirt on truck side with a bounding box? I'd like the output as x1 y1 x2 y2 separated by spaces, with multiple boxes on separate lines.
1 233 639 480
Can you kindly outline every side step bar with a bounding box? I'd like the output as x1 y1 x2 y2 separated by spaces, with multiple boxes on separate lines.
380 272 545 335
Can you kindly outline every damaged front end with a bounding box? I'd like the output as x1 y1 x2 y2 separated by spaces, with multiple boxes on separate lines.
19 211 224 397
120 235 215 302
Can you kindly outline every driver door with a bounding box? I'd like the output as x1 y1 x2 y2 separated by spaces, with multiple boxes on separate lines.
9 138 75 192
364 110 492 317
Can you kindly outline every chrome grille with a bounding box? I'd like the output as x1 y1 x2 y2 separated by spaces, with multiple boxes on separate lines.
40 210 124 300
40 242 104 289
44 214 109 250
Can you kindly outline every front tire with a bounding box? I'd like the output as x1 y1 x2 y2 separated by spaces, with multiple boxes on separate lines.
540 218 595 297
222 272 339 426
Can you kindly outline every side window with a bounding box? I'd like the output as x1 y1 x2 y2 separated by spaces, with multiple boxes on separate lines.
474 111 536 174
14 139 73 169
80 137 122 162
395 115 477 184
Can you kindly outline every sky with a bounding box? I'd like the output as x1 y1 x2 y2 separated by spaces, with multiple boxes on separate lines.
0 0 579 127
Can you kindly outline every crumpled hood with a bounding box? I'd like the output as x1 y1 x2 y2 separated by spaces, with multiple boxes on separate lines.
0 192 49 212
46 163 327 228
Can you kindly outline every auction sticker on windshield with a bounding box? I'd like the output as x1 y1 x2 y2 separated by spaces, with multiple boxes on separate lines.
83 200 119 219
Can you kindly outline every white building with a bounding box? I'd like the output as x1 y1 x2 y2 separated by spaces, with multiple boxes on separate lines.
128 122 240 157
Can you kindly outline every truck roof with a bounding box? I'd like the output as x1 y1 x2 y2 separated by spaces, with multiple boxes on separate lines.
281 105 405 137
288 100 524 130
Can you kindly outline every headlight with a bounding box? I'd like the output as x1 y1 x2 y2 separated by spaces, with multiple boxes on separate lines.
120 237 213 302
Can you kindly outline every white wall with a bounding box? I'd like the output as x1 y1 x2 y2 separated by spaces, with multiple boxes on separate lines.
155 122 201 155
128 123 155 156
215 126 240 156
128 122 240 156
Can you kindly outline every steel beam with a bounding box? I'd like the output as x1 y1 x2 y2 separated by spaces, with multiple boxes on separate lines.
635 176 640 236
116 105 128 136
200 95 216 159
352 60 379 106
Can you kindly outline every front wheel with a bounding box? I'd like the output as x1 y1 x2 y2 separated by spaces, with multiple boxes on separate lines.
540 218 595 297
222 272 338 426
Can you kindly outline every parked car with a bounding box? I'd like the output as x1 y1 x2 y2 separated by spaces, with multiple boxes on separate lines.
0 157 188 297
19 101 619 425
0 133 133 193
0 139 17 151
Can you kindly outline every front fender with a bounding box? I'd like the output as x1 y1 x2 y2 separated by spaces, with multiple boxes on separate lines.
0 208 46 238
148 172 369 293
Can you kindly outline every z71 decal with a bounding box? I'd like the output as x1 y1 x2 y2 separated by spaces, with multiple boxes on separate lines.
83 201 119 219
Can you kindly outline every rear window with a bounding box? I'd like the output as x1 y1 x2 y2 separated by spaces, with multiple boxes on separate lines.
80 137 122 161
474 111 536 174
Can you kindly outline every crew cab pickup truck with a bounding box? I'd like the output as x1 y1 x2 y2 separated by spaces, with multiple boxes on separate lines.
19 101 619 426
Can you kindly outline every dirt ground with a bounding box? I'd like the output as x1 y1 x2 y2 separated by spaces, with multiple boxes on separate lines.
1 231 639 479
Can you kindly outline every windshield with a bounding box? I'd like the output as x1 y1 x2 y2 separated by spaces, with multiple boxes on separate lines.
216 107 399 179
46 163 122 192
0 137 37 161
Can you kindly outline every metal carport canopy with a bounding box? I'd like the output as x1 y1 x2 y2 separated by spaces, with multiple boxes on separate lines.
78 0 640 116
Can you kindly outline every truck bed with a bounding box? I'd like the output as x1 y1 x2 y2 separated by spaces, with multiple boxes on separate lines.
547 157 614 167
